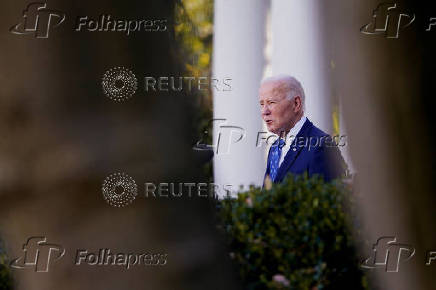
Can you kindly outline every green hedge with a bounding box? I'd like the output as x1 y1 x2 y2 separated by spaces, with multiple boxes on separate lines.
216 174 367 290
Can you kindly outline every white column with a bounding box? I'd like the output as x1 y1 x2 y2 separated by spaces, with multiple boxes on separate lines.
271 0 332 133
213 0 270 197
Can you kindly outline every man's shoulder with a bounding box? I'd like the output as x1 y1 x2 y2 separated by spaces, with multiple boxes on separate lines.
303 119 329 138
309 125 329 138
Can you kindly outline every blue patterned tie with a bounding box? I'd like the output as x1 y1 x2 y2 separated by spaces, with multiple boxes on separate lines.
269 138 285 182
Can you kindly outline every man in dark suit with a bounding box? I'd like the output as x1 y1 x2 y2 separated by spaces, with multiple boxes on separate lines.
259 75 345 185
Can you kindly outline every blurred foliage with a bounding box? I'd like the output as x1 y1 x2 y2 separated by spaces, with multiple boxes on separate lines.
216 174 368 290
174 0 214 180
0 239 12 290
175 0 213 79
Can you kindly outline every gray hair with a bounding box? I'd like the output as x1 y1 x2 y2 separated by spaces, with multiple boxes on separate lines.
261 75 305 111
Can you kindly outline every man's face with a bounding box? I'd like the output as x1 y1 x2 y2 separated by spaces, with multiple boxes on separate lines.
259 81 301 135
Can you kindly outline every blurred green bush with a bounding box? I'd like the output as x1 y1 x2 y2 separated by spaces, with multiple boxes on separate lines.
0 241 12 290
216 174 367 290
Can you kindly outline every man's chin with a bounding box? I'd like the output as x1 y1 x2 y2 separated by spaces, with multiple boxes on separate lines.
267 125 278 134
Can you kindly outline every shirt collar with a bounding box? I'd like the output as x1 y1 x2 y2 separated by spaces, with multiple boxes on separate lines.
285 116 306 144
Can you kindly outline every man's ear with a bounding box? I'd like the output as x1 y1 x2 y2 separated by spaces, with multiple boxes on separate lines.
293 96 302 112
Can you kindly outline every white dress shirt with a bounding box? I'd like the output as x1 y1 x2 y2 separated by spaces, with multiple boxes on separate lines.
279 116 307 167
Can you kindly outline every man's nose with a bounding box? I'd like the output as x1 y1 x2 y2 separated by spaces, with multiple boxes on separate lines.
261 106 271 115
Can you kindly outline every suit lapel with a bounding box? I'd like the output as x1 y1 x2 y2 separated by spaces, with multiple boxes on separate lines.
276 119 313 181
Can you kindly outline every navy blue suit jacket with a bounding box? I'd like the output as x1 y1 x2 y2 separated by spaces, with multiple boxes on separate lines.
264 118 345 184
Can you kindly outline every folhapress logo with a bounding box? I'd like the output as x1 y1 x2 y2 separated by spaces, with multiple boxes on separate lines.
361 3 415 38
195 118 245 155
10 2 66 38
361 236 415 272
10 237 65 272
